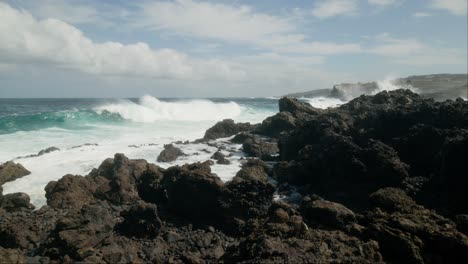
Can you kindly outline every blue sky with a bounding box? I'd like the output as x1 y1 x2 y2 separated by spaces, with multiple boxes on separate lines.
0 0 466 97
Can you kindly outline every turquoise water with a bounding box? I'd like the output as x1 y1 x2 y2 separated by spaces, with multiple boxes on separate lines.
0 97 278 135
0 96 279 207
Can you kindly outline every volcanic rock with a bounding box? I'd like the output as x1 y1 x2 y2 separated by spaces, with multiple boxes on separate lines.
0 161 30 185
157 144 184 162
203 119 256 140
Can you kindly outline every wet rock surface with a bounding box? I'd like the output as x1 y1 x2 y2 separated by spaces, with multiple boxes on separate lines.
202 119 256 140
1 90 467 263
156 144 185 162
0 161 30 185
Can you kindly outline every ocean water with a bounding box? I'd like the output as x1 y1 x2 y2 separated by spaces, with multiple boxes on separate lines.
0 95 345 207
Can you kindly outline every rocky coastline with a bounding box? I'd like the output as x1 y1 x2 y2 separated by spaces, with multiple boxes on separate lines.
1 89 468 263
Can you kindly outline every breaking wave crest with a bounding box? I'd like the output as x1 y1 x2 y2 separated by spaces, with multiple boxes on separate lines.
94 95 242 123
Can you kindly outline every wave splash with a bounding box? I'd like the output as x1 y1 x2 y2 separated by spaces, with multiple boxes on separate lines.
374 78 419 94
94 95 242 123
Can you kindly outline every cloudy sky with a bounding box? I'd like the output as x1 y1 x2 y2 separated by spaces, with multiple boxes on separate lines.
0 0 466 98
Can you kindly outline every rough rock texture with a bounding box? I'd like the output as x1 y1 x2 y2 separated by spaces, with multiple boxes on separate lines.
256 111 297 138
242 136 279 160
0 161 31 185
157 144 184 162
203 119 256 140
364 188 468 264
275 90 468 213
1 90 467 263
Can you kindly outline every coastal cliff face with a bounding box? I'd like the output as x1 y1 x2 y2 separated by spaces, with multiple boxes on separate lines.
286 74 468 102
1 89 468 263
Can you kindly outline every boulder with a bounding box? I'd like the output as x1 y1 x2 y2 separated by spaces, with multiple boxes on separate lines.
0 161 30 185
210 151 226 160
161 162 224 223
300 198 356 229
45 175 98 209
242 137 279 160
217 158 231 165
230 132 254 144
255 111 297 138
234 165 268 183
1 193 34 211
203 119 255 140
157 144 184 162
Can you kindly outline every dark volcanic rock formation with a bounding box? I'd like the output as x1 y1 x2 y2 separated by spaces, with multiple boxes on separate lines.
203 119 256 140
0 161 31 185
275 90 468 214
1 89 467 263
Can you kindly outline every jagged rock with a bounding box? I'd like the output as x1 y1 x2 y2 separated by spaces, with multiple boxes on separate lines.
1 193 34 211
219 164 275 234
45 202 116 260
0 247 26 263
230 132 254 144
161 162 224 223
203 119 256 140
242 136 279 160
0 89 466 263
364 188 468 264
37 147 60 156
93 154 159 205
137 166 165 204
45 175 99 209
157 144 184 162
0 161 30 185
117 201 162 239
278 97 323 119
223 230 383 263
255 111 297 138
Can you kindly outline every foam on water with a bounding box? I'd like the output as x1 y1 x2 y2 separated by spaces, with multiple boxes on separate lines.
94 95 242 122
302 96 346 109
374 78 419 94
1 96 275 208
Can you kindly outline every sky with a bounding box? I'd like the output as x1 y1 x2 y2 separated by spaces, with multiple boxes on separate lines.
0 0 467 98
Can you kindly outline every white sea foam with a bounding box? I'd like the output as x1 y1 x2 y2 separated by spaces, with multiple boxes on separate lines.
94 95 242 123
1 96 275 208
374 78 419 94
303 96 346 109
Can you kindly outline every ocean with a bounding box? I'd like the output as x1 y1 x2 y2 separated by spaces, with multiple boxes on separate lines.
0 95 345 207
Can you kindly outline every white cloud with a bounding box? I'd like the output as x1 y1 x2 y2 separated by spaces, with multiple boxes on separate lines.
412 12 432 18
0 2 244 81
368 33 466 66
368 0 397 6
136 0 361 55
369 33 424 56
430 0 467 16
311 0 358 19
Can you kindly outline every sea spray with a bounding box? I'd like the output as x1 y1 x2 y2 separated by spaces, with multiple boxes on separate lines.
94 95 243 122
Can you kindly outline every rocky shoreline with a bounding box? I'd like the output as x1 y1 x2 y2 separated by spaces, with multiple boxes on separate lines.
1 89 468 263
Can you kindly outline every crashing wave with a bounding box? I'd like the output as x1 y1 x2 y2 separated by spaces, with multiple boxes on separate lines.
94 95 242 123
